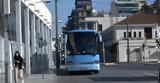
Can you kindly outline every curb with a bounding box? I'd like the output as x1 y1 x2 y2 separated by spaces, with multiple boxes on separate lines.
104 63 115 65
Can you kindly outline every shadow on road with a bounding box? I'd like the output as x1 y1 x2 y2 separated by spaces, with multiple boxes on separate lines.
53 68 93 76
89 76 158 82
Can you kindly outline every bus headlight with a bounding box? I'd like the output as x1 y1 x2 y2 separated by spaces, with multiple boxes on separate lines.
94 60 100 64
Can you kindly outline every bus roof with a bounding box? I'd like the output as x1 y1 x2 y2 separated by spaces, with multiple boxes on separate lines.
69 29 97 33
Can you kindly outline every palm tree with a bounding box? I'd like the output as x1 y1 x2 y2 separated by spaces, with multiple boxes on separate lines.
154 0 160 7
153 0 160 13
140 2 154 13
140 0 160 14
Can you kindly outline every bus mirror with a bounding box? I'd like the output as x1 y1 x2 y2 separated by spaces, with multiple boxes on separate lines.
96 33 102 43
64 35 67 44
97 42 105 62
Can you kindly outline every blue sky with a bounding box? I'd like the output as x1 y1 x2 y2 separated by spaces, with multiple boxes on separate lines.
49 0 155 27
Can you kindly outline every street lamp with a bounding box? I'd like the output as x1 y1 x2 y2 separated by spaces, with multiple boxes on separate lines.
52 20 62 38
54 0 60 72
126 16 130 62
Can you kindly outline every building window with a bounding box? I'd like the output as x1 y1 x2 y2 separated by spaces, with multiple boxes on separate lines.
79 18 82 22
86 5 91 9
124 32 126 38
134 32 136 38
83 12 87 16
155 31 157 38
79 12 82 16
139 32 141 37
129 32 131 38
144 27 152 39
98 24 102 31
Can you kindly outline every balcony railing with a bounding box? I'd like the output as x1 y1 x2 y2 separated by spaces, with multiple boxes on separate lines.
118 7 139 10
120 37 145 40
76 1 91 5
115 0 139 4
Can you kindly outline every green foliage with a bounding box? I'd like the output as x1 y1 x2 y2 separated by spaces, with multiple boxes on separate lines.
140 3 154 13
140 0 160 14
153 0 160 14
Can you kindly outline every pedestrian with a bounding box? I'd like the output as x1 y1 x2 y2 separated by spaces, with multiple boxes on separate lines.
14 51 24 80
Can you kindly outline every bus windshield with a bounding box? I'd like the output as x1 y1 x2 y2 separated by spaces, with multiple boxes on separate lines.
67 32 97 55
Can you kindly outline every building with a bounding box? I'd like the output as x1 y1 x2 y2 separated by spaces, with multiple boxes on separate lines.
101 12 160 62
0 0 52 82
66 0 93 30
110 0 145 17
85 14 126 31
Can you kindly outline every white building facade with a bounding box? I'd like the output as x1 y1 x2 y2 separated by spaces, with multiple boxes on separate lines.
85 14 126 31
115 24 158 62
0 0 52 83
102 12 160 62
110 0 145 16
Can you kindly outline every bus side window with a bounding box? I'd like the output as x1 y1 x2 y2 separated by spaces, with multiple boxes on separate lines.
64 34 67 44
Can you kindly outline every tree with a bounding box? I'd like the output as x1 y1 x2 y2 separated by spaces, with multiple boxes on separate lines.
140 0 160 14
140 2 154 13
154 0 160 7
153 0 160 13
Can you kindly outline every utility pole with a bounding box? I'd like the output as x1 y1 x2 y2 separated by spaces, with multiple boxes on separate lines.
126 16 130 62
55 0 60 73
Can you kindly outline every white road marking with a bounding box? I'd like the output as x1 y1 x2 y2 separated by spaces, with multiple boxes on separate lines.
143 72 157 76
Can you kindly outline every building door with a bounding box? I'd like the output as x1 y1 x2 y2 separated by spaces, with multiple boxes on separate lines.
144 27 152 39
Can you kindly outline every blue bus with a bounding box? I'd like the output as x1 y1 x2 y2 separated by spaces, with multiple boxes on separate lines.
64 29 103 73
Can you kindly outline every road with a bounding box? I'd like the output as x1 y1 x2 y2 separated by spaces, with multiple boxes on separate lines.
52 63 159 83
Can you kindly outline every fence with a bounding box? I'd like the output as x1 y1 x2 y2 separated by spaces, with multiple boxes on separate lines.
143 47 159 62
129 47 159 63
129 48 142 62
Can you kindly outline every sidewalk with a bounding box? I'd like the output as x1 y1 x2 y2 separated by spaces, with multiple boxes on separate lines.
0 73 5 83
24 74 57 83
103 62 159 67
24 69 58 83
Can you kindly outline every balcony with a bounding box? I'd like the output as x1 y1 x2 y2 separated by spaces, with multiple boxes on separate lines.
76 1 91 6
118 7 139 11
116 3 139 7
120 37 145 41
115 0 139 4
116 0 133 1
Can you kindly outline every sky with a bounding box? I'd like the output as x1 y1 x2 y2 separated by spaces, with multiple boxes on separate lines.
49 0 155 28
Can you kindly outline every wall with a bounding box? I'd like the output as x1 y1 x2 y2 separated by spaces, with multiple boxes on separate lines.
114 24 157 41
102 24 158 62
110 0 118 17
0 37 5 73
118 39 158 62
85 16 125 31
101 28 114 47
22 0 52 27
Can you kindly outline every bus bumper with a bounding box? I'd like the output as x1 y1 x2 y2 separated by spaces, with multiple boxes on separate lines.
66 64 100 72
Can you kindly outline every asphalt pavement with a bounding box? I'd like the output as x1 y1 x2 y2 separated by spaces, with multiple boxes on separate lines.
24 63 159 83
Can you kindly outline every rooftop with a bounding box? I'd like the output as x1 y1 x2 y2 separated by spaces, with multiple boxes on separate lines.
116 12 160 25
